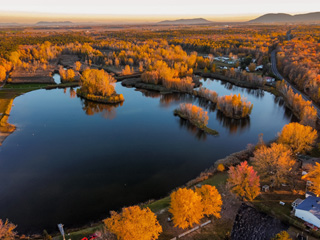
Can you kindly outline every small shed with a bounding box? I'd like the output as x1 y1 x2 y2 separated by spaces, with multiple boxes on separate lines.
262 185 270 192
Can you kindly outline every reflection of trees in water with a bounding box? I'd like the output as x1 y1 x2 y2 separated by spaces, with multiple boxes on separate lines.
177 117 208 141
196 98 216 112
160 93 194 107
69 88 76 98
274 96 297 122
81 99 123 120
0 98 16 145
220 82 265 98
138 89 195 108
138 89 161 98
63 87 77 98
216 111 250 134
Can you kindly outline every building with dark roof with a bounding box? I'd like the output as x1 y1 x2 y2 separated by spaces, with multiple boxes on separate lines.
295 196 320 227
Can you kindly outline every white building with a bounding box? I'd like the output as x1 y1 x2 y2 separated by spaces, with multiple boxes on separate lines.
295 196 320 228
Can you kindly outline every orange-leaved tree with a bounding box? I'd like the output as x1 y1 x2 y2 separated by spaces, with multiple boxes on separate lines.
228 161 260 201
80 69 116 97
278 122 317 154
0 219 17 240
302 162 320 196
169 188 203 229
0 66 6 82
251 143 296 187
195 185 222 218
103 206 162 240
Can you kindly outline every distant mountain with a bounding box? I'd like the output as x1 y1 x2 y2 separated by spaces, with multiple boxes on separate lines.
157 18 212 25
36 21 73 25
249 12 320 23
0 22 19 26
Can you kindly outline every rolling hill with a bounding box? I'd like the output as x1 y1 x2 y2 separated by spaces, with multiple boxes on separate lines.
157 18 212 25
249 12 320 23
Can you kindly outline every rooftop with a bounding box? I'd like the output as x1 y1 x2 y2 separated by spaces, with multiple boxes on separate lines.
296 196 320 219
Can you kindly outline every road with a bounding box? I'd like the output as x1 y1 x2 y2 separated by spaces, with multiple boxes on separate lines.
270 50 320 118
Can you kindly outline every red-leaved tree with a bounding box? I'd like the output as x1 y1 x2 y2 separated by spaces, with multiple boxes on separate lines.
228 161 260 201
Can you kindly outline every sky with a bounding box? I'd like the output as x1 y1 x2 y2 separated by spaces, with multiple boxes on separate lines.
0 0 319 23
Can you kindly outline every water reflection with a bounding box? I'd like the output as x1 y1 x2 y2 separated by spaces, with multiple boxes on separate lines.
138 89 161 98
216 111 250 134
0 98 16 145
274 96 298 121
81 99 123 120
202 78 265 98
177 117 208 141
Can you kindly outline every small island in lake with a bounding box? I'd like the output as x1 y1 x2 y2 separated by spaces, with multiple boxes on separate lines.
77 69 124 104
174 103 218 135
217 94 253 119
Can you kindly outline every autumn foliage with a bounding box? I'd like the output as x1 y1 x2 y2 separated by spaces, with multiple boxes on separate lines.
0 219 17 240
103 206 162 240
228 161 260 201
302 162 320 197
59 67 75 81
169 186 222 229
80 69 116 97
251 143 296 187
195 185 222 218
278 122 317 154
169 188 203 229
0 66 6 82
272 231 292 240
176 103 209 128
217 94 253 118
276 80 317 128
277 27 320 105
141 60 194 92
194 87 218 103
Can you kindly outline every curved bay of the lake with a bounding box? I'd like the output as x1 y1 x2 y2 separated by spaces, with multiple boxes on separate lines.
0 78 294 233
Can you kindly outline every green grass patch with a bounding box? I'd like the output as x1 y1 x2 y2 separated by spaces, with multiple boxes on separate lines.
146 196 171 213
200 172 228 187
4 83 51 89
54 224 104 240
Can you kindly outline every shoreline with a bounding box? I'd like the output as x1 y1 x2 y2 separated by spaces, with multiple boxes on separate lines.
0 73 308 238
76 90 124 104
173 109 219 136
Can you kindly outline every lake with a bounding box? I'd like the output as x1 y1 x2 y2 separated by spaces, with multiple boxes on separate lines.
0 78 294 233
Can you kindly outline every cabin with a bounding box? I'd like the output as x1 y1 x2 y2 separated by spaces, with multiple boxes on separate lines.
294 196 320 228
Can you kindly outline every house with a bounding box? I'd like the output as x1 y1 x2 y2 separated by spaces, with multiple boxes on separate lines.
265 77 275 83
295 196 320 227
255 65 263 71
306 191 317 198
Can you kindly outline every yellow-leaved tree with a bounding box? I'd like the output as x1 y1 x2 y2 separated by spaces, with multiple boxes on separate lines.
169 188 203 229
80 69 116 97
103 205 162 240
0 66 6 82
302 162 320 196
272 231 292 240
195 185 222 218
278 122 317 154
252 143 296 187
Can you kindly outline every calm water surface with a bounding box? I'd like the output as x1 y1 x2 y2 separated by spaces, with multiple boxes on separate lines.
0 78 293 233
